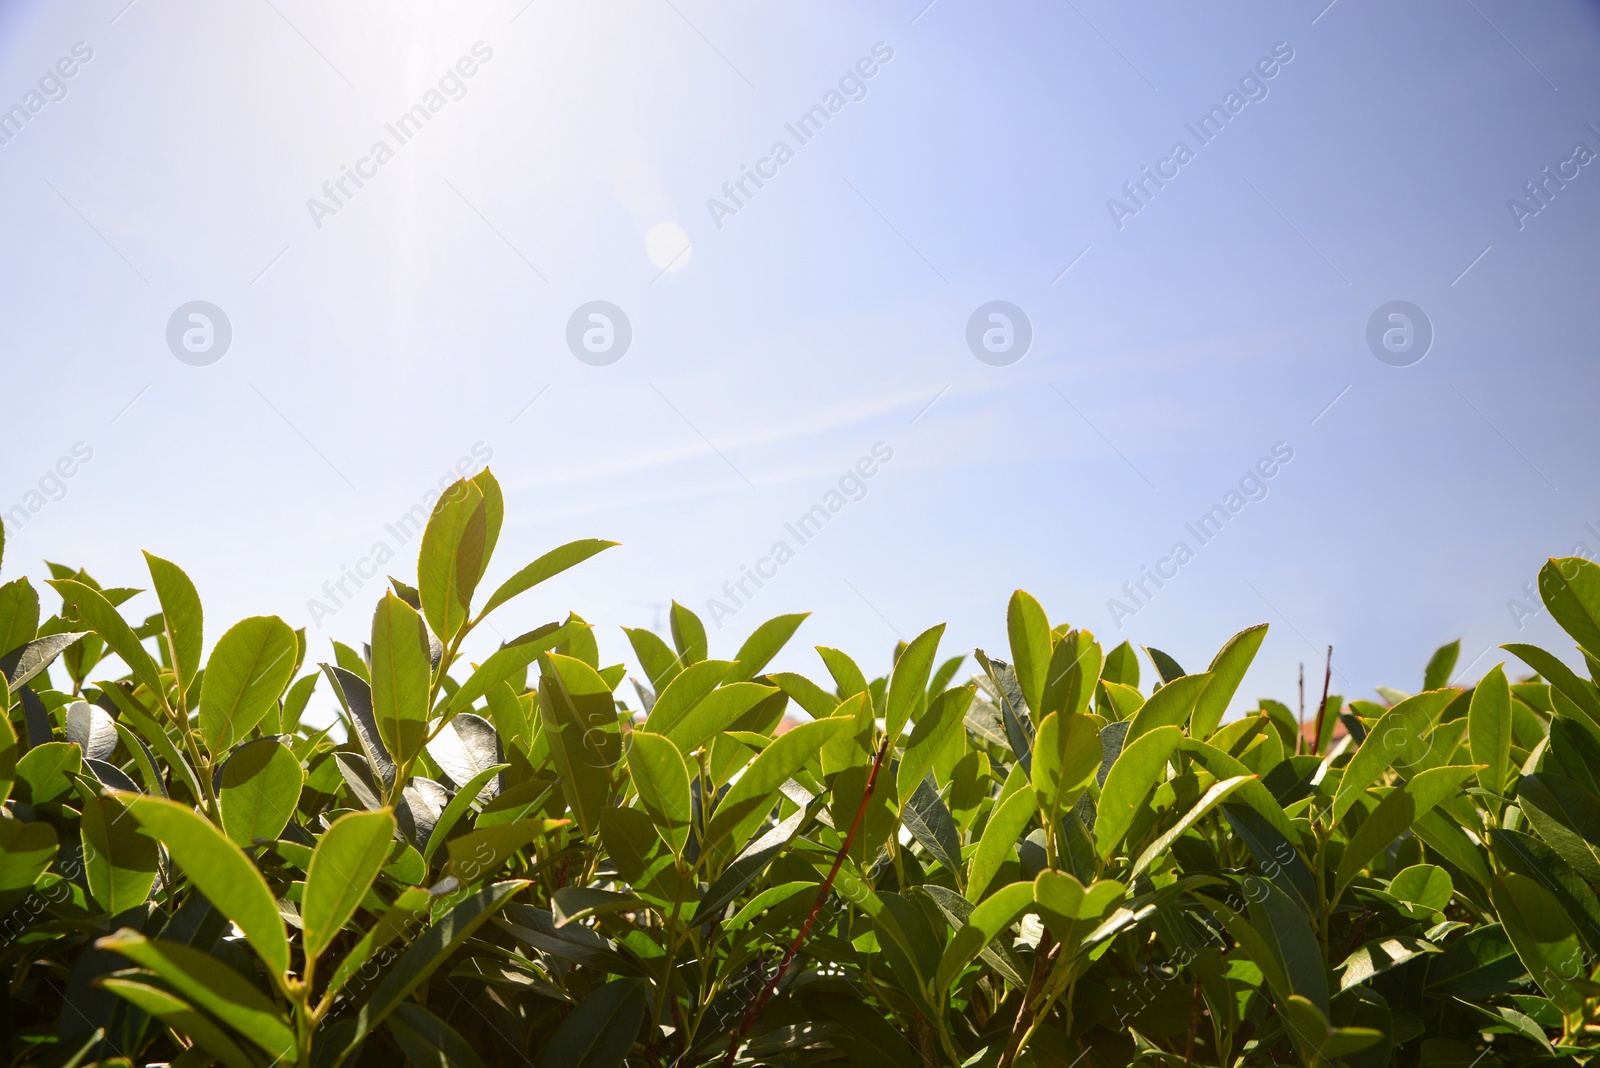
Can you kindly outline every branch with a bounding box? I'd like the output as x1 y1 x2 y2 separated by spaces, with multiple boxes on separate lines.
720 734 893 1066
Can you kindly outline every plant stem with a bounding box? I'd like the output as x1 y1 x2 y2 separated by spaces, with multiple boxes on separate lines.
719 734 892 1067
1310 646 1332 757
996 933 1060 1068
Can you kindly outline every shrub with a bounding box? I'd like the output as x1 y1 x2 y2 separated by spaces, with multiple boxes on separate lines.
2 470 1599 1067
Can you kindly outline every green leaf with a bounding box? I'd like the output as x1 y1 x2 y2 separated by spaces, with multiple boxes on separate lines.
896 683 973 802
1005 591 1051 717
1493 870 1589 1014
769 671 839 718
387 1002 487 1068
370 593 431 770
96 930 295 1062
0 577 39 659
1516 772 1600 885
1424 640 1460 691
663 681 777 754
704 718 848 849
1333 765 1480 904
343 880 529 1055
624 625 682 692
199 616 297 755
1144 645 1186 684
1180 739 1296 844
538 653 618 836
1032 870 1125 949
484 681 532 760
552 886 644 927
1491 828 1600 954
0 631 87 690
1539 556 1600 662
640 659 735 737
303 809 396 961
66 699 116 761
96 978 262 1068
1504 642 1600 730
113 792 290 980
15 740 82 805
1338 935 1440 991
1102 640 1140 687
967 786 1035 902
1129 774 1254 880
1041 628 1100 719
1123 672 1212 744
1332 689 1458 824
468 468 504 580
446 818 564 884
1411 809 1493 891
625 730 692 856
481 539 619 619
817 646 869 699
110 690 203 802
0 699 13 803
690 805 805 923
669 600 708 665
81 793 159 913
724 880 816 930
903 775 963 881
218 737 304 846
144 551 203 693
1469 664 1513 799
442 621 570 717
536 977 647 1068
281 671 318 734
1030 711 1101 815
1247 878 1329 1014
935 880 1033 992
976 650 1034 774
423 762 509 862
885 623 945 742
1097 725 1183 860
417 479 487 641
1222 803 1316 911
725 612 809 682
0 816 58 891
1282 995 1383 1065
1191 624 1268 739
47 579 162 696
1390 863 1453 914
871 891 942 1014
323 885 432 999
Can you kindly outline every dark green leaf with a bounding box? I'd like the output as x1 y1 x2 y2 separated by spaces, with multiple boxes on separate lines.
536 978 647 1068
218 737 304 846
114 792 290 979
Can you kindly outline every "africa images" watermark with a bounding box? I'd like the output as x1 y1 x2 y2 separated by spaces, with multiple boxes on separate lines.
1106 42 1294 230
306 42 494 230
306 442 493 627
706 441 894 628
1507 119 1599 232
706 43 894 231
1107 442 1294 628
3 442 94 537
0 41 93 149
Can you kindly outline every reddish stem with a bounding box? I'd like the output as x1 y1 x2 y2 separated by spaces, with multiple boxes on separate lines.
720 734 892 1067
1310 646 1333 756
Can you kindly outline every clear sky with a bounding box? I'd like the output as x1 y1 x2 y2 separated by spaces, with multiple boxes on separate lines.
2 0 1597 726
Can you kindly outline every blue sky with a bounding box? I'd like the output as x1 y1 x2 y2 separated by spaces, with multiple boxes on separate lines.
2 0 1598 725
